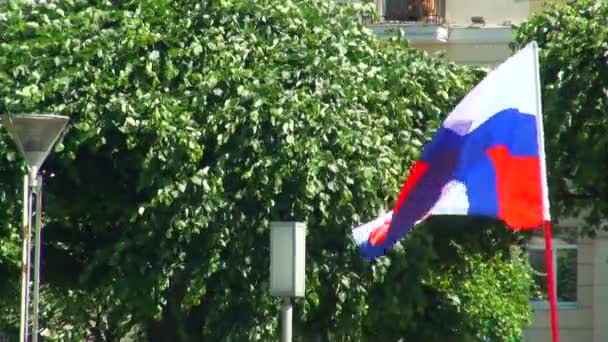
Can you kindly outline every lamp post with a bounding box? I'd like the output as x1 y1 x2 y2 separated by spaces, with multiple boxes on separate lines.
1 114 69 342
270 221 306 342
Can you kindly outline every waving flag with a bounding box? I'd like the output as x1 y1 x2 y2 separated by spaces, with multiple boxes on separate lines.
353 42 550 261
352 42 561 342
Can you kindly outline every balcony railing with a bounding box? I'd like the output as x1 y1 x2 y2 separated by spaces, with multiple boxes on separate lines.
373 0 445 24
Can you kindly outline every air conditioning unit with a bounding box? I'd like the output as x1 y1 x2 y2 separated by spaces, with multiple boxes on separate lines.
471 16 486 25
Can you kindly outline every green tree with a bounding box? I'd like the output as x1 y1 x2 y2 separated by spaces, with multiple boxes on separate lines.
513 0 608 235
0 0 533 340
364 217 534 342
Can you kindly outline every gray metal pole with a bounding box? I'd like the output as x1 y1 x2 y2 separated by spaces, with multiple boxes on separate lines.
281 297 292 342
32 175 42 342
19 174 32 342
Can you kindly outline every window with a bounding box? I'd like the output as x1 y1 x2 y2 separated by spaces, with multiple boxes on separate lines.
527 232 577 308
384 0 441 22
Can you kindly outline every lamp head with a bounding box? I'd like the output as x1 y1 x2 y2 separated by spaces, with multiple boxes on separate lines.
1 114 69 174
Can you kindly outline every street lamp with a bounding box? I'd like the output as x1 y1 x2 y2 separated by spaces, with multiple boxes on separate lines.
1 114 69 342
270 221 306 342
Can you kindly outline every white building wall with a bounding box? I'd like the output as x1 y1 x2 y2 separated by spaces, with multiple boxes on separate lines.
445 0 531 25
445 43 511 66
592 233 608 341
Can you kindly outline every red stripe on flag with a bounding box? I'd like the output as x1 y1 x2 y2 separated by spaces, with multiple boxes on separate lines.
487 145 543 229
393 160 429 213
369 219 391 246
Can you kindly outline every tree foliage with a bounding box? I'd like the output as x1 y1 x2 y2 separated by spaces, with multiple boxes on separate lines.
1 0 533 340
513 0 608 235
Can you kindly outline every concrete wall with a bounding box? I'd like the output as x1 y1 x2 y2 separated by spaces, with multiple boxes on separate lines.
529 0 545 14
407 39 512 67
592 233 608 341
445 0 530 25
444 42 511 66
408 42 446 55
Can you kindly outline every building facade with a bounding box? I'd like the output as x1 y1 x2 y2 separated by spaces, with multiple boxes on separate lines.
365 0 554 67
525 220 608 342
364 1 606 341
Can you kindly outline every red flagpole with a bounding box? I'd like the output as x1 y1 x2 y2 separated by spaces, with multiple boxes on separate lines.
544 221 560 342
